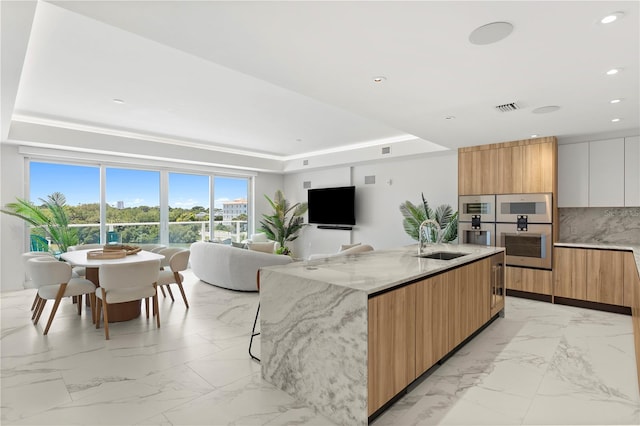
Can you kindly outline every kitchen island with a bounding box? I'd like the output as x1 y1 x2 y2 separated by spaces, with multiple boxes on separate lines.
260 243 505 426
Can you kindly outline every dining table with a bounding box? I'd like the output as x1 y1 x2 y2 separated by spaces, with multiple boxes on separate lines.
60 248 165 322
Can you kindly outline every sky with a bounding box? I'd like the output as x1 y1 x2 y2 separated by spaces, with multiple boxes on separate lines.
30 162 248 209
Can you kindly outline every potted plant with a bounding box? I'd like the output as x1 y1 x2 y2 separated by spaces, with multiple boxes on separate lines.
1 192 78 253
399 193 458 243
259 190 308 255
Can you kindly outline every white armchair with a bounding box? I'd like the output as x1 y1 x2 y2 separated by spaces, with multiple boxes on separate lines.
242 233 280 253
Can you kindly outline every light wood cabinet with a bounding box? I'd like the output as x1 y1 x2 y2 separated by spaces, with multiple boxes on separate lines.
495 146 521 194
415 274 449 375
459 137 557 196
449 257 491 348
506 266 553 295
558 142 589 207
458 149 498 195
586 249 624 305
554 247 587 299
372 254 500 414
368 284 416 415
521 141 556 193
553 247 627 306
624 252 638 308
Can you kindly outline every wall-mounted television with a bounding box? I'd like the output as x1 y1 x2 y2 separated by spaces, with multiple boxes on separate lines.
307 186 356 226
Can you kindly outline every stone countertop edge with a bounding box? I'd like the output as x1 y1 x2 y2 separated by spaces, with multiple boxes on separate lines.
554 242 640 279
261 244 505 296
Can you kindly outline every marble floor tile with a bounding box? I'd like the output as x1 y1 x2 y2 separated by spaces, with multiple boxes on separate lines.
2 270 639 425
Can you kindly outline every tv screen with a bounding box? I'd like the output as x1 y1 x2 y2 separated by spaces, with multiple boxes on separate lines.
307 186 356 226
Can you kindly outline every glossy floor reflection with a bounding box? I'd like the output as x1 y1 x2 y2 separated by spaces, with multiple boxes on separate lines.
1 270 638 425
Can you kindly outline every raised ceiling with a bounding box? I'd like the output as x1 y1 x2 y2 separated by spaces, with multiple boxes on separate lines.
4 1 639 164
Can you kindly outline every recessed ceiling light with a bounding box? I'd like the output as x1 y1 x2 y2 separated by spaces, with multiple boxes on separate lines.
600 12 624 24
469 22 514 45
610 99 622 104
606 68 621 75
112 98 125 104
532 106 561 114
531 134 539 138
612 118 621 122
372 76 387 83
444 116 456 120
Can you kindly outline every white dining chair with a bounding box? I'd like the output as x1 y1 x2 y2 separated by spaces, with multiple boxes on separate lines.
22 252 56 311
156 249 190 308
95 259 161 340
28 256 96 335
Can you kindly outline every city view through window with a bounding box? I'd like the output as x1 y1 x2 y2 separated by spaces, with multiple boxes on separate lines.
29 162 250 250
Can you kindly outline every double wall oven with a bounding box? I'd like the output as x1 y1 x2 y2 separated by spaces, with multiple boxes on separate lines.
459 193 553 270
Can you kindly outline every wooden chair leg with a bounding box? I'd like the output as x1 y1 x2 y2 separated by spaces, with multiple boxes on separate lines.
100 288 110 340
173 272 189 308
176 283 189 308
34 299 47 324
43 284 67 335
159 286 166 298
32 296 43 320
145 298 150 318
89 293 96 324
153 284 160 328
31 293 39 311
95 298 101 329
167 285 176 301
76 294 82 315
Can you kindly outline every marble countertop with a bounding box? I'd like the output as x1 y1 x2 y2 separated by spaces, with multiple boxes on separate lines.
554 241 640 277
262 243 504 295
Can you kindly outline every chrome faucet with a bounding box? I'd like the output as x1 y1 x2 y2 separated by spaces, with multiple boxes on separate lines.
418 219 442 255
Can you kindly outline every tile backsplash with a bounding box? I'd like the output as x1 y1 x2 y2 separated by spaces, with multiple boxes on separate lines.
559 207 640 245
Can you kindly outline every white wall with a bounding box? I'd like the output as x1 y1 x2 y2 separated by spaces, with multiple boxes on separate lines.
1 144 28 291
284 151 458 259
284 167 353 257
254 171 285 234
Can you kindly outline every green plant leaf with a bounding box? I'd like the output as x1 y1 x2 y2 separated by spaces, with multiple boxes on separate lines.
399 196 458 243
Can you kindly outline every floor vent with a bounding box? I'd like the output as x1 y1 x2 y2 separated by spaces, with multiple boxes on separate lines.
495 102 520 112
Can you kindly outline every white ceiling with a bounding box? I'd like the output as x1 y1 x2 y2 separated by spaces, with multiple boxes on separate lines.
5 0 640 162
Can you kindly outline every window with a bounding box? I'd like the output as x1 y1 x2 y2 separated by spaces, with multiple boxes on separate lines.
29 162 100 247
214 176 249 242
27 159 252 249
106 167 160 244
169 172 210 247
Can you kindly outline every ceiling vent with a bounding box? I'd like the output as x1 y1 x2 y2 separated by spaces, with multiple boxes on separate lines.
495 102 520 112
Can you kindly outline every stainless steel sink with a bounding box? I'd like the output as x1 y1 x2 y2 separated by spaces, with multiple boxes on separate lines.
415 251 469 260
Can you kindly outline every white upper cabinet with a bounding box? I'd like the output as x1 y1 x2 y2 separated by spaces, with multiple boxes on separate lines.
558 142 589 207
589 138 625 207
626 136 640 206
558 136 639 208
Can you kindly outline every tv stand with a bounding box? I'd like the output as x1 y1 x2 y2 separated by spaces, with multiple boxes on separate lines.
317 225 353 230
